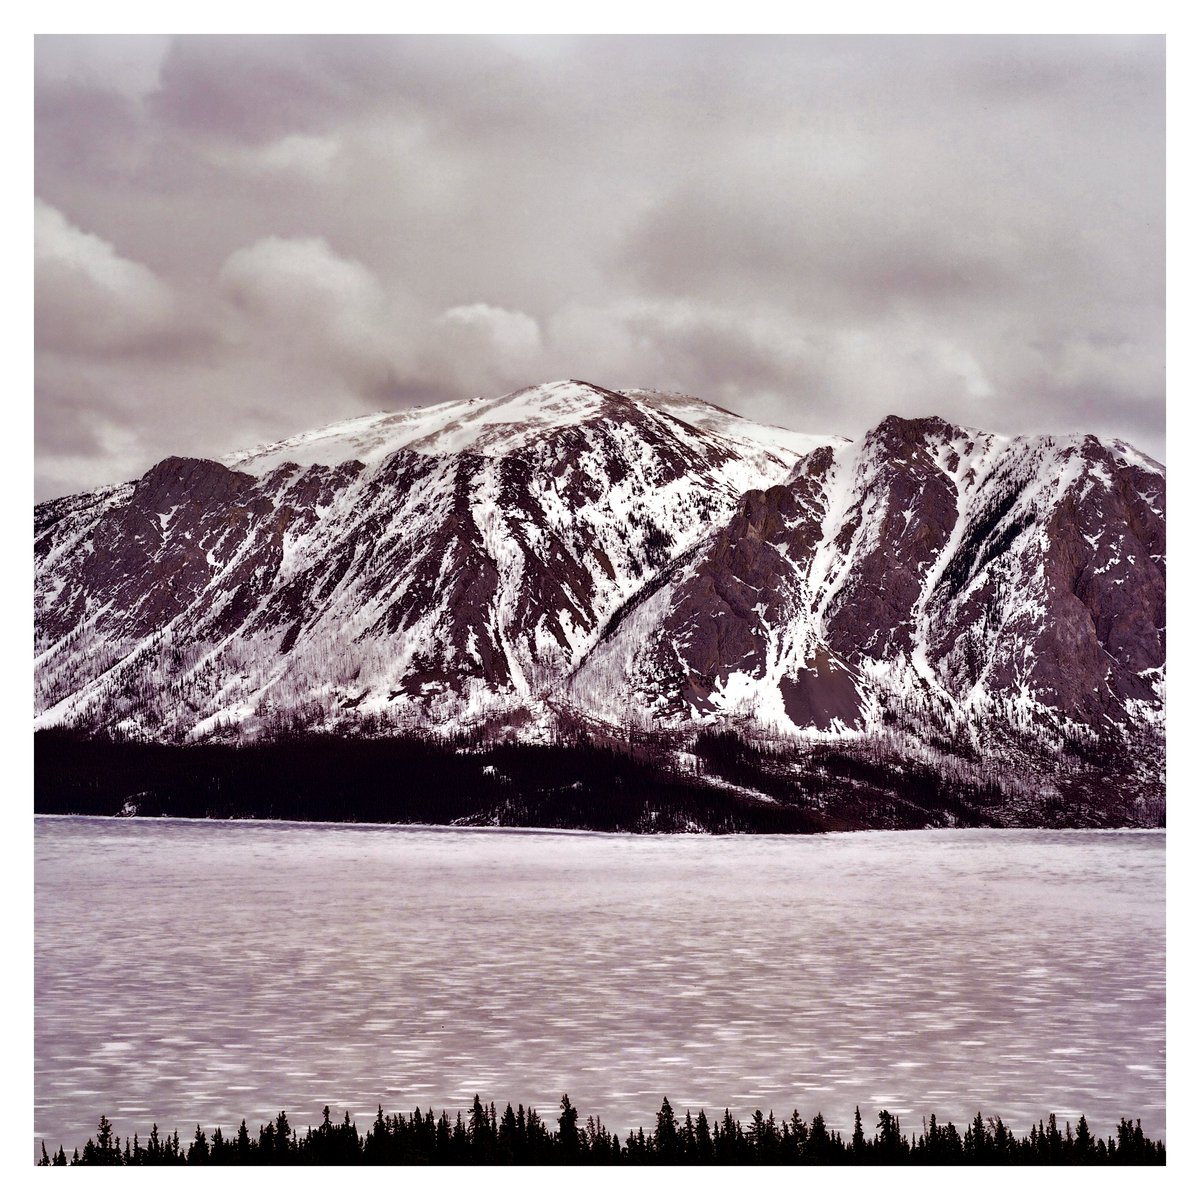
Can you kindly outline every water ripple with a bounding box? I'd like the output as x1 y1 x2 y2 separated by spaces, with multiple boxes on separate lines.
35 819 1164 1156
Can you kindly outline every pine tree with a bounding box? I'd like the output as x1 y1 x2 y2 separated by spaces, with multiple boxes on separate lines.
654 1096 679 1163
235 1118 250 1162
695 1109 713 1164
187 1125 209 1164
557 1093 579 1162
807 1111 831 1163
259 1120 275 1162
1047 1113 1062 1163
365 1105 388 1164
275 1110 292 1161
499 1103 518 1164
469 1094 492 1162
1074 1114 1094 1163
682 1110 696 1163
876 1109 903 1162
95 1114 115 1164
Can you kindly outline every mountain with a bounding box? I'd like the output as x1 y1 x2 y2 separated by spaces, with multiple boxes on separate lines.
35 382 839 737
570 414 1164 822
34 380 1164 828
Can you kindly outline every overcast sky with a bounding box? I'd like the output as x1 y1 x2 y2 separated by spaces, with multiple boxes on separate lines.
34 34 1164 500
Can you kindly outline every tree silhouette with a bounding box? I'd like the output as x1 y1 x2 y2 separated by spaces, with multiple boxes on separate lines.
557 1094 579 1162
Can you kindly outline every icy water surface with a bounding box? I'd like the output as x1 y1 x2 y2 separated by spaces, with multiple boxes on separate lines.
35 818 1165 1157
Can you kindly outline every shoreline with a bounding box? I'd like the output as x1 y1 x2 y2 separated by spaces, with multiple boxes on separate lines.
33 810 1166 838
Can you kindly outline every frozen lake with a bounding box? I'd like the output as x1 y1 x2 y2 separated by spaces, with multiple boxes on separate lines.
34 817 1165 1158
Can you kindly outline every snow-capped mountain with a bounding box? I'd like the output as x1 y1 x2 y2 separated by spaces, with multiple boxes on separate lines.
35 381 839 738
34 380 1164 822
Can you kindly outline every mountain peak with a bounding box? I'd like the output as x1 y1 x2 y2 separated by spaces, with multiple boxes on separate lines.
864 412 984 449
220 380 841 477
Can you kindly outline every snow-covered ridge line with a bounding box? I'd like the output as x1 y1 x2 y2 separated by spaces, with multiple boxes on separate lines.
224 380 845 476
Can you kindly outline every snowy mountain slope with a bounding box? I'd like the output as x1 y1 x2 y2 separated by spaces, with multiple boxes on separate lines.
569 414 1164 805
35 381 842 739
620 388 840 461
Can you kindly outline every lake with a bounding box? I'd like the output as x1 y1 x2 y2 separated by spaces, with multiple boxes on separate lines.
34 817 1165 1159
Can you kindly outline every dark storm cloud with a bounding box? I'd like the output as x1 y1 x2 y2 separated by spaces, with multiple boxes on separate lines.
34 35 1164 499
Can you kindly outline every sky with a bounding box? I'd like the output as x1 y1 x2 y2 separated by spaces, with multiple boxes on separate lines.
33 34 1165 500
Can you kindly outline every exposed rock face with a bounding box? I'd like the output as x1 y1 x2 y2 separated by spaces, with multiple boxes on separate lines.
34 382 1164 819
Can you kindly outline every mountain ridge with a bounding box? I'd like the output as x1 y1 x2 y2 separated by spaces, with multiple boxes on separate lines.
34 380 1165 827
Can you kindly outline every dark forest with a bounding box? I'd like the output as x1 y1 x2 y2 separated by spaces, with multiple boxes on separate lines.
34 727 1044 834
44 1095 1165 1166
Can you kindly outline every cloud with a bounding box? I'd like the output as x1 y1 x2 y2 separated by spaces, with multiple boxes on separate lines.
35 199 178 355
441 303 542 363
216 235 419 396
219 235 385 325
33 35 1164 498
212 133 342 179
35 35 170 101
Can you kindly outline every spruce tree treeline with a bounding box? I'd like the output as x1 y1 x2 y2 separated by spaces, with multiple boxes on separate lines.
34 726 1059 833
42 1095 1165 1166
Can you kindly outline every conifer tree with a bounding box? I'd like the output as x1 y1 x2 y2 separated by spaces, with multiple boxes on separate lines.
499 1103 518 1164
187 1125 209 1164
852 1106 866 1160
654 1096 678 1163
695 1109 713 1164
469 1094 492 1162
1075 1114 1094 1163
276 1110 292 1160
558 1094 579 1162
807 1111 830 1163
95 1114 115 1164
1047 1113 1062 1163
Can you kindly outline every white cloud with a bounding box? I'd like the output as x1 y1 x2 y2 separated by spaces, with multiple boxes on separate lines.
219 235 385 319
218 235 393 366
35 199 177 354
215 235 436 417
441 303 542 361
214 133 342 179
